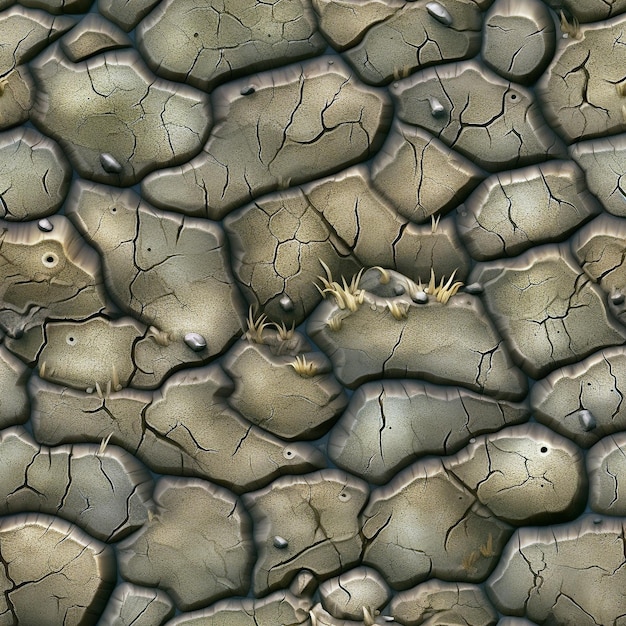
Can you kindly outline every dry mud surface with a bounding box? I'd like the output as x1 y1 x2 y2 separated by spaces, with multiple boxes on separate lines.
2 0 626 624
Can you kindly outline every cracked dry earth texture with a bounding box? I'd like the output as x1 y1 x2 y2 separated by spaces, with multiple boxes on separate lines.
5 1 626 625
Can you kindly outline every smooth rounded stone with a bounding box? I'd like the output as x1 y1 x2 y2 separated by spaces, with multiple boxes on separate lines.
0 127 71 220
144 364 325 492
307 286 528 399
469 243 626 379
458 161 601 261
537 15 626 144
482 0 555 83
344 0 481 85
99 0 160 31
184 332 206 352
60 13 132 62
531 346 626 447
0 425 153 541
98 583 175 626
392 60 565 172
329 380 529 484
496 620 539 626
319 567 390 620
426 1 452 25
0 513 116 626
371 121 484 223
587 433 626 515
612 290 626 305
578 408 597 431
37 316 144 390
224 186 361 327
137 0 325 91
99 152 123 173
222 340 347 440
571 213 626 324
118 476 254 611
444 423 586 525
390 580 498 626
37 218 53 232
0 345 29 428
487 516 626 624
31 47 211 186
242 470 369 595
0 64 34 131
362 457 512 589
67 182 246 361
141 58 392 219
0 215 106 347
164 590 311 626
464 282 483 294
570 135 626 217
280 294 294 311
311 0 403 50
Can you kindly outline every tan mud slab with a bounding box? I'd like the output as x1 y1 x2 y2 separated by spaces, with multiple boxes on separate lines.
1 0 626 624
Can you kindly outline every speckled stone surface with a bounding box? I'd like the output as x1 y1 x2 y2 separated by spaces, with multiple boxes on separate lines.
2 1 626 622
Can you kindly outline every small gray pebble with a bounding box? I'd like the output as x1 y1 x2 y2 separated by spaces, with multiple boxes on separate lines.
273 536 288 549
464 282 484 294
280 295 294 311
100 153 123 174
184 332 207 351
428 96 445 117
578 409 596 431
37 218 53 232
426 1 452 25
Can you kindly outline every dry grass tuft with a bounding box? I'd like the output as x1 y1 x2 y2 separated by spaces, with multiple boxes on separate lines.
326 314 344 332
273 320 295 341
387 301 409 320
560 10 582 39
431 214 441 233
246 307 270 344
315 260 365 312
426 268 464 304
289 355 318 377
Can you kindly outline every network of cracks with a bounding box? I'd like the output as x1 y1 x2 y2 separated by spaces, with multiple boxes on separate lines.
1 0 626 623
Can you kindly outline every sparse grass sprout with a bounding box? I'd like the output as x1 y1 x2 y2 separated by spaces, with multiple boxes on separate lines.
246 307 270 344
273 320 295 341
560 10 581 39
426 268 464 304
315 259 365 312
387 301 409 320
289 355 318 377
